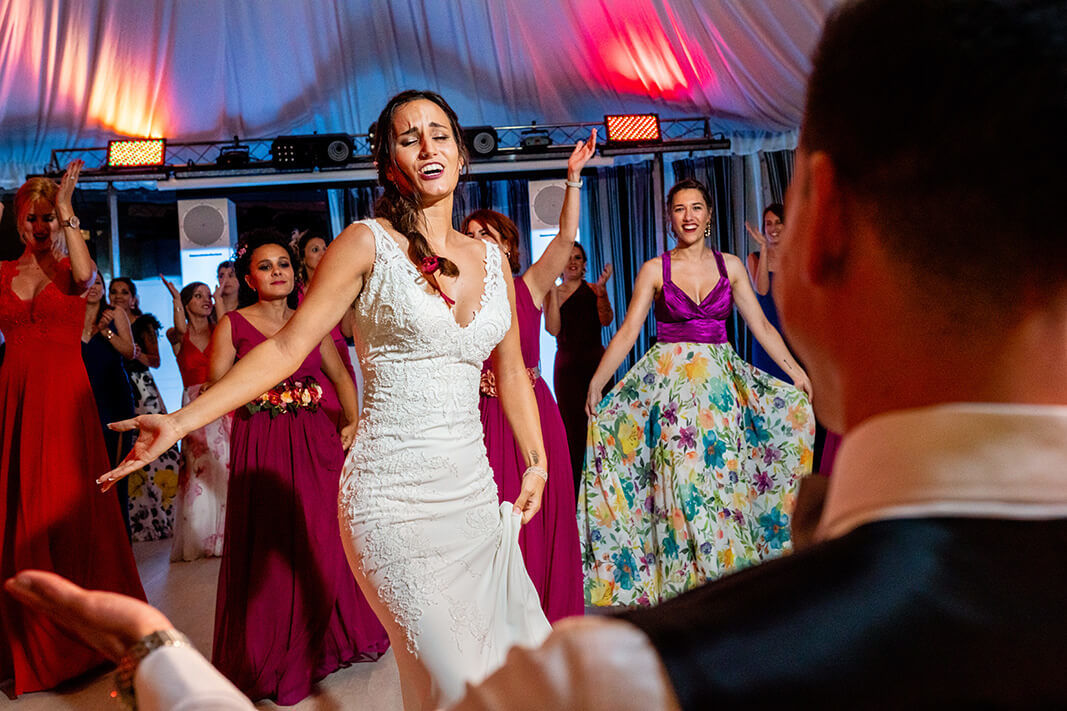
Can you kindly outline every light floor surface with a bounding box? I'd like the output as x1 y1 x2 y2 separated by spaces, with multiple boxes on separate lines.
0 539 404 710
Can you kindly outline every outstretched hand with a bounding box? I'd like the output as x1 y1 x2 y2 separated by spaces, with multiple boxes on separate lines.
567 128 597 178
97 414 183 491
4 570 173 663
513 472 545 524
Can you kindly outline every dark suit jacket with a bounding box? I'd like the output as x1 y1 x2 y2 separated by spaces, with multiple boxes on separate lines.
623 517 1067 709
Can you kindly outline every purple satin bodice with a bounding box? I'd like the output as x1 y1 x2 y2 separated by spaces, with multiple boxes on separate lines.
654 250 732 344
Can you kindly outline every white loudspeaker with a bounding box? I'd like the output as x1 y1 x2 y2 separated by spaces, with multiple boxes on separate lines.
177 198 238 290
528 179 567 231
178 198 237 250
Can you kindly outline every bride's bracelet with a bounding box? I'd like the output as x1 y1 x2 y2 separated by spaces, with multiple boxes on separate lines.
522 465 548 482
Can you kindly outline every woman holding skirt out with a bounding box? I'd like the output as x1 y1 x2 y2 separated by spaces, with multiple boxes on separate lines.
581 179 815 608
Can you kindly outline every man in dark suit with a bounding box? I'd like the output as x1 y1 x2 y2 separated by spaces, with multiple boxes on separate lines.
453 0 1067 708
6 0 1067 708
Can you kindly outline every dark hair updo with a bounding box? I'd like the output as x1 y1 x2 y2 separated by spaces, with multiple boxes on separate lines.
234 228 299 309
763 203 785 224
666 178 713 212
179 281 211 323
372 89 469 300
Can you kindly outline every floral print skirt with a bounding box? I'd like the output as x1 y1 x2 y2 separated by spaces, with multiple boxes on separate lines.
171 384 231 561
579 341 814 607
127 371 180 541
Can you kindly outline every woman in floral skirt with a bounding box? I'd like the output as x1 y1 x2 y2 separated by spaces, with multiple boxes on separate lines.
580 178 815 607
109 276 180 540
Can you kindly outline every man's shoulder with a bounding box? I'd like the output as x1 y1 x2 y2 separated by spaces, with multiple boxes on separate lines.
623 516 1067 708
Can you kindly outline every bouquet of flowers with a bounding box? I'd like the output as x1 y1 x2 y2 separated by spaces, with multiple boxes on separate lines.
246 376 325 418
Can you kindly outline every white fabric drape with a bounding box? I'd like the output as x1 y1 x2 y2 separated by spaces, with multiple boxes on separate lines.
0 0 835 187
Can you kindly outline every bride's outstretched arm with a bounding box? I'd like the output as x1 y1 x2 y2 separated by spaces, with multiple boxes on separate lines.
99 223 376 488
492 258 548 524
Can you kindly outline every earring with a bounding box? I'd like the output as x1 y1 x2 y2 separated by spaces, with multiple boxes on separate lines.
704 224 712 239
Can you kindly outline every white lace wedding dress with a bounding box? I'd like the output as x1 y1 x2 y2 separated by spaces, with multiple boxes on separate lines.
338 219 552 710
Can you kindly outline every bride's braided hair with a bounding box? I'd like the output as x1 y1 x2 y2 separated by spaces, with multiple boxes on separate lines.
372 90 469 299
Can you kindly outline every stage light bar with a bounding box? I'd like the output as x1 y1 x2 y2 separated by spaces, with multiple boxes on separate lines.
107 138 166 168
604 114 662 143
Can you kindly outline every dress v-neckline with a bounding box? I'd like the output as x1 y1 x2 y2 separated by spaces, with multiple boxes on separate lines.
229 309 286 341
4 261 62 305
371 219 494 330
665 251 725 308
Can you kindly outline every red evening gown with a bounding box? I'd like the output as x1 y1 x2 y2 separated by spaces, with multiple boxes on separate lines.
0 259 146 695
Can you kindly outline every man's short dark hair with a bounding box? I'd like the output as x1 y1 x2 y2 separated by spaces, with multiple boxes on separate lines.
802 0 1067 304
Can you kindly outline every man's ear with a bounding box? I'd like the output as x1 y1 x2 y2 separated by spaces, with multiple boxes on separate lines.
804 151 851 286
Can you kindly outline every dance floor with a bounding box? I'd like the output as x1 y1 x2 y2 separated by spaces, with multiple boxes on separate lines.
0 539 403 710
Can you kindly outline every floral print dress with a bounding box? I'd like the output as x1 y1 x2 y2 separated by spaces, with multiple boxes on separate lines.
126 314 179 541
580 251 814 607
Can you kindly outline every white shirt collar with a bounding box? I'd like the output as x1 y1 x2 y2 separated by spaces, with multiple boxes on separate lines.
815 403 1067 541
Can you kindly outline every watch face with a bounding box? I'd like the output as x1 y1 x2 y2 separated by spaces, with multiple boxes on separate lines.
66 216 80 229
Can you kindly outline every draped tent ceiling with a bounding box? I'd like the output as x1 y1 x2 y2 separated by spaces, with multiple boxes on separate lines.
0 0 837 188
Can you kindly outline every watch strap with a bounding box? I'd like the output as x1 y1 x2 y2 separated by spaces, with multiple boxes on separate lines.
114 629 192 710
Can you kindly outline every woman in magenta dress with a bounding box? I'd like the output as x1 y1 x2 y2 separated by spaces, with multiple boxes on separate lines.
208 229 387 704
296 229 362 426
0 163 145 695
460 131 596 622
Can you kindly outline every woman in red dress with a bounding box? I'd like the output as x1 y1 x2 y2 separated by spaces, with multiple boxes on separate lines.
163 278 231 561
0 162 145 695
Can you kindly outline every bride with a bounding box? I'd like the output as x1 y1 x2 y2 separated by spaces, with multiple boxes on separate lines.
101 90 552 710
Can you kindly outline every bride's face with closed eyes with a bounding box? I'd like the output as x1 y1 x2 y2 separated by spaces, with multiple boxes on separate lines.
386 99 464 203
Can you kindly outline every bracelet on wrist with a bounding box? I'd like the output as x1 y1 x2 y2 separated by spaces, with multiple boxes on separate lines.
565 179 583 189
114 629 192 710
523 465 548 482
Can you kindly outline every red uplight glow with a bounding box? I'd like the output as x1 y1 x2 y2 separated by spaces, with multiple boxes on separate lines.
604 114 662 143
107 139 166 167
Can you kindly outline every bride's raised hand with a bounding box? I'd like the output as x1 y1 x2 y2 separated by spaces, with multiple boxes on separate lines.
97 414 183 491
513 471 545 524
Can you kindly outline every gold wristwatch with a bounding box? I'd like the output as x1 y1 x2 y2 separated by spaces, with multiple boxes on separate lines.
113 629 192 709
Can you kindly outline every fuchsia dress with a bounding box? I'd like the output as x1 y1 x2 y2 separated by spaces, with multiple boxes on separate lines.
581 251 816 607
479 278 584 623
212 311 387 705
